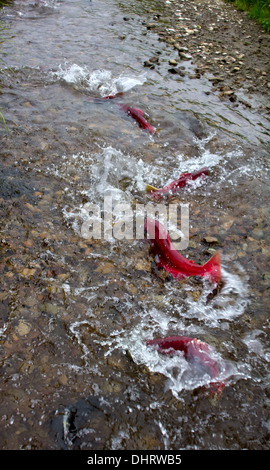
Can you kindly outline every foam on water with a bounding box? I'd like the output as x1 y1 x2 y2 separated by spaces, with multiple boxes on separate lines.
12 0 60 16
103 322 242 397
49 146 167 235
242 330 268 357
165 265 250 326
51 63 147 96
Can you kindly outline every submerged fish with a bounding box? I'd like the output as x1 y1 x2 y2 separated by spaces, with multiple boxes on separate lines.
117 104 157 134
146 167 209 199
87 96 156 134
146 335 225 394
145 218 221 286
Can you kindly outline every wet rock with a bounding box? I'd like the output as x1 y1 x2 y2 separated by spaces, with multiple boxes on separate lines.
179 52 192 60
223 90 235 97
103 379 122 394
144 55 160 69
106 350 127 371
144 60 155 69
176 46 189 53
126 283 138 295
49 396 112 450
43 303 60 315
0 168 36 201
184 114 205 138
135 259 151 272
209 76 224 83
165 37 176 45
24 202 41 213
168 67 177 74
221 218 234 231
95 261 116 274
151 55 160 63
202 236 220 245
146 23 156 30
16 320 31 336
20 268 37 278
263 272 270 282
189 73 201 79
168 67 185 77
252 228 264 239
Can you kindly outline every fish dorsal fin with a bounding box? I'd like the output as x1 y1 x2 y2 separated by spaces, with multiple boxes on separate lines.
146 184 159 192
133 108 144 116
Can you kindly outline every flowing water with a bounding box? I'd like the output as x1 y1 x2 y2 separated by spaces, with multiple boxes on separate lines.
0 0 270 450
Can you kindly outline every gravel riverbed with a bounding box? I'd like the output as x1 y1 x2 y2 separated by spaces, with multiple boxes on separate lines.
142 0 270 114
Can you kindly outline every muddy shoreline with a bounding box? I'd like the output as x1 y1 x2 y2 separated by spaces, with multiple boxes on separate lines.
141 0 270 115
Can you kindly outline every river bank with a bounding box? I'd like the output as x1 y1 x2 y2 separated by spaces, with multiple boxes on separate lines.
141 0 270 114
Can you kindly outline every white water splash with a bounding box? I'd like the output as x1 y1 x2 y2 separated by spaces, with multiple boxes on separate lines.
51 63 147 96
103 324 238 397
174 265 250 325
242 330 267 357
49 146 167 234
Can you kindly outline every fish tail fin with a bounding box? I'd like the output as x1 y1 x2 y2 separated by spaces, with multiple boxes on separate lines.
145 184 159 193
203 250 221 286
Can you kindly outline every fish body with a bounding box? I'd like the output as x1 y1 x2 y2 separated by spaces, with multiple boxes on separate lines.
87 98 156 134
117 104 156 134
146 167 209 199
145 218 221 286
146 335 225 394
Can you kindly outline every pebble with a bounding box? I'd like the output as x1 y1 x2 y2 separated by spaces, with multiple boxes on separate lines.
223 90 235 96
168 67 185 76
135 259 151 272
144 56 159 68
144 61 155 69
202 236 219 244
179 52 192 60
16 320 31 337
189 73 201 79
20 268 37 278
95 261 116 274
209 76 224 82
176 46 189 52
146 23 156 29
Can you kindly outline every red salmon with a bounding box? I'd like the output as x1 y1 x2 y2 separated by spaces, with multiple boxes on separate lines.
146 335 225 394
146 167 209 199
145 218 221 286
117 104 157 134
87 97 156 134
